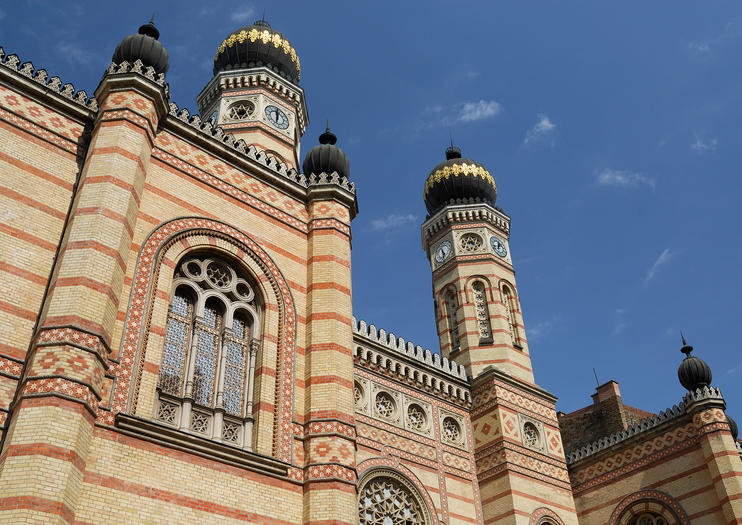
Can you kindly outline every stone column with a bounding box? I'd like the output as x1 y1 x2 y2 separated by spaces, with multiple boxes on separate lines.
0 63 168 524
302 179 358 525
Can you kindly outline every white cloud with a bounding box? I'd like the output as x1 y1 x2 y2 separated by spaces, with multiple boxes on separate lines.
231 7 256 23
370 214 417 231
596 169 655 191
457 100 501 123
612 308 626 334
57 42 97 66
523 114 556 146
688 41 712 55
527 320 553 342
646 248 677 282
691 135 718 153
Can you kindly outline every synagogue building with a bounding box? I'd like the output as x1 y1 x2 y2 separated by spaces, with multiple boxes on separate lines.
0 18 740 525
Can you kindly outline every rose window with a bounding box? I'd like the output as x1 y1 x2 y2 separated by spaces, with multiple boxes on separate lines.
226 101 255 120
359 477 427 525
523 422 540 448
632 514 667 525
206 261 231 288
442 417 462 444
375 392 396 419
406 404 427 431
459 233 483 253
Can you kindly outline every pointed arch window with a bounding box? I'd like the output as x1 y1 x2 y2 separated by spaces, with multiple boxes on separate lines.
502 285 520 346
471 281 492 341
444 289 460 352
156 255 260 450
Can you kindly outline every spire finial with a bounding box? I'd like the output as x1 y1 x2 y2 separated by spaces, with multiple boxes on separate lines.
326 119 330 133
680 331 693 357
319 123 337 145
150 13 155 24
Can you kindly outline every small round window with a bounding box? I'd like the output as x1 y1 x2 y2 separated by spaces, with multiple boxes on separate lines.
523 421 541 449
406 404 427 431
442 416 462 444
226 100 255 120
374 392 396 419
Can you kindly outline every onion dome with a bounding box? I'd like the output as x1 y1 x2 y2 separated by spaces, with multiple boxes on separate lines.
727 415 738 441
112 20 169 74
423 144 497 215
213 20 300 83
302 126 350 178
677 336 712 391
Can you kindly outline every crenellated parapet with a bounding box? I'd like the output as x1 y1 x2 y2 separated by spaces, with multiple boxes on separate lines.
352 317 471 406
0 46 98 113
566 401 687 464
422 201 510 250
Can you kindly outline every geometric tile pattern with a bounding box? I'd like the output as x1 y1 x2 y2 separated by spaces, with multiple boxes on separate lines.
570 422 698 493
357 421 437 461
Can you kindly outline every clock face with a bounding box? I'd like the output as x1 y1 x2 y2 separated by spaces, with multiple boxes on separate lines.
264 105 289 130
434 241 453 263
490 236 507 258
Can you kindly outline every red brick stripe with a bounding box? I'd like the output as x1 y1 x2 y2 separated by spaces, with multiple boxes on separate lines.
0 495 74 523
89 145 146 173
0 222 58 251
0 184 67 220
6 443 85 472
307 312 352 324
309 254 351 267
307 282 351 295
0 148 74 190
65 240 126 271
54 276 120 308
0 299 37 321
0 260 47 285
74 206 134 238
83 471 297 523
307 375 353 389
83 175 141 206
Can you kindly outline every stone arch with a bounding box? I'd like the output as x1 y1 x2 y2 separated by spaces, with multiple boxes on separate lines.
102 217 297 462
609 490 690 525
357 458 437 525
529 506 565 525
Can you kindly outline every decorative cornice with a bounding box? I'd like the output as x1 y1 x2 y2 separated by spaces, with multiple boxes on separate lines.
115 413 292 479
104 59 167 87
682 384 725 412
566 400 688 465
352 317 471 406
0 46 98 116
421 202 510 250
196 67 308 134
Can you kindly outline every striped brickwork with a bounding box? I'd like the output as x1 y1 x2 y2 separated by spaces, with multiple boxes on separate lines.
431 244 534 384
569 407 742 524
472 370 579 525
301 199 357 524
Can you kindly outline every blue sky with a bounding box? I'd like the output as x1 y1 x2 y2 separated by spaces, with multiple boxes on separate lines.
3 1 740 418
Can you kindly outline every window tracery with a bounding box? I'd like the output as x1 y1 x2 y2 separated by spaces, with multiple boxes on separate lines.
375 392 396 420
502 285 520 345
472 281 492 339
226 100 255 120
406 404 427 432
358 475 429 525
442 416 463 445
444 290 460 352
155 255 260 450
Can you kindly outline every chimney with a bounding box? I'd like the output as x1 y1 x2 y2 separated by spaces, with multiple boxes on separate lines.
592 380 629 435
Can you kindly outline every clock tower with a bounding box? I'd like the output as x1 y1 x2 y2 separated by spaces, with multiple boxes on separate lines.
196 20 308 170
422 145 579 523
422 145 533 383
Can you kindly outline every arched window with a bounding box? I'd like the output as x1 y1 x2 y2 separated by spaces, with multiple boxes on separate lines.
471 280 492 340
155 255 260 450
444 289 460 352
502 285 520 346
629 514 667 525
358 473 431 525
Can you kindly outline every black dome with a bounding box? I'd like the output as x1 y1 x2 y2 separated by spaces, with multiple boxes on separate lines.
302 127 349 178
677 340 712 391
423 145 497 215
728 415 738 441
213 20 300 83
112 21 169 74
